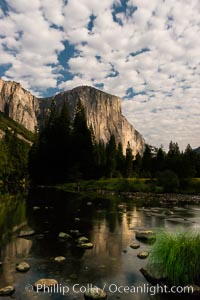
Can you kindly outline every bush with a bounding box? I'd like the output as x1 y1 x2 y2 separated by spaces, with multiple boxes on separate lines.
157 170 180 192
147 231 200 285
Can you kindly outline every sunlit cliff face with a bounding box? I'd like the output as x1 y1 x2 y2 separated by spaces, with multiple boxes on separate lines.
0 80 145 156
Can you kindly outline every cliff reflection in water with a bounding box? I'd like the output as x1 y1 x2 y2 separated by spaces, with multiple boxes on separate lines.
1 189 199 300
0 194 32 286
0 194 27 246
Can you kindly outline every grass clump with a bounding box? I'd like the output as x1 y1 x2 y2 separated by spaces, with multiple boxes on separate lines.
147 231 200 286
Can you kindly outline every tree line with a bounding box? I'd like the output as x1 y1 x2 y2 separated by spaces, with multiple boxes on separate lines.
28 100 135 184
0 130 30 192
1 99 200 190
28 100 200 186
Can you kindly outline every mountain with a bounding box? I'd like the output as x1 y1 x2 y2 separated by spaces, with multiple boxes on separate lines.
0 78 144 155
0 111 34 144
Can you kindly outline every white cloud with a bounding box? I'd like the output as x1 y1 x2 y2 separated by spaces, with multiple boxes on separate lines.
41 0 64 25
0 0 199 149
0 1 65 92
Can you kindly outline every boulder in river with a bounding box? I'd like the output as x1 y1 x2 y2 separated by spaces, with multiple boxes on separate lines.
137 251 149 259
78 242 93 249
0 286 15 296
16 262 30 272
135 230 156 241
33 206 40 211
130 243 140 249
54 256 66 263
69 229 80 236
58 232 71 239
166 218 194 224
84 287 107 299
34 279 58 290
74 218 80 222
76 236 89 244
18 230 35 237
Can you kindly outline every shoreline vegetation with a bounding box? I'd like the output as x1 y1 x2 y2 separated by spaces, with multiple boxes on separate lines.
1 100 200 197
147 231 200 286
56 178 200 197
140 231 200 296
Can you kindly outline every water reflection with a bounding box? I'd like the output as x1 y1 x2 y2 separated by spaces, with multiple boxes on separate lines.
0 189 199 300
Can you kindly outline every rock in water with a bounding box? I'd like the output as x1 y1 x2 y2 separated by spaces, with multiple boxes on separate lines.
130 243 140 249
58 232 71 239
0 286 15 296
18 230 35 237
78 243 93 249
135 230 156 241
69 229 80 236
54 256 66 263
137 251 149 259
34 279 58 290
16 262 30 272
76 236 89 244
84 287 107 299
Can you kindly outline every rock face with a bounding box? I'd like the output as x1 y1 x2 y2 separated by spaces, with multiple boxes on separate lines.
0 79 145 155
45 86 144 155
0 79 39 131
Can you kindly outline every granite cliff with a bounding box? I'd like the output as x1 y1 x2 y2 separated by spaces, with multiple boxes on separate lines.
0 79 39 132
0 79 144 155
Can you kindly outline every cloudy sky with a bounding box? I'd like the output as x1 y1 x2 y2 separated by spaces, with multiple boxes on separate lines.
0 0 199 150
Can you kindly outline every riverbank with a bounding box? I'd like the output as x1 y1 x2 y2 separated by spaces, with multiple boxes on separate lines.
57 178 200 197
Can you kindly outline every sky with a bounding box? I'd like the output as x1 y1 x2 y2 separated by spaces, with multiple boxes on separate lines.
0 0 199 151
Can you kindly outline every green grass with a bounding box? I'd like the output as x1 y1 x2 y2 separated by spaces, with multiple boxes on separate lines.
58 178 155 193
0 112 34 142
58 177 200 195
186 178 200 194
147 231 200 285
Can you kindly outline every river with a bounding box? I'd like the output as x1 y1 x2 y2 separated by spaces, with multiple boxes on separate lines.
0 188 199 300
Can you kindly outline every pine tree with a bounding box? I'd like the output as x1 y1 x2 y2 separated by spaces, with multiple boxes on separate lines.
166 141 182 177
124 142 133 178
56 102 71 182
93 141 106 178
142 144 152 177
71 100 94 179
116 143 125 176
106 134 117 178
155 146 166 172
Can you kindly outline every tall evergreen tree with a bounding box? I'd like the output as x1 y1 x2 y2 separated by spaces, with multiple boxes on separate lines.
56 102 71 182
124 142 133 178
71 100 94 179
133 153 142 177
166 141 182 177
0 130 30 190
116 143 125 176
182 144 196 178
106 134 117 178
93 141 107 178
142 144 152 176
155 146 166 173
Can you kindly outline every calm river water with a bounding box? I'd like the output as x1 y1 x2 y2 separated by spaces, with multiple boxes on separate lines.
0 188 199 300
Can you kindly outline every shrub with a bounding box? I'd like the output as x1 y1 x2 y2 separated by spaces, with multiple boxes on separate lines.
157 170 180 192
147 231 200 285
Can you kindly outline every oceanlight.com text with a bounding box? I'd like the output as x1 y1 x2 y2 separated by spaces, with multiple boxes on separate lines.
25 283 194 296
